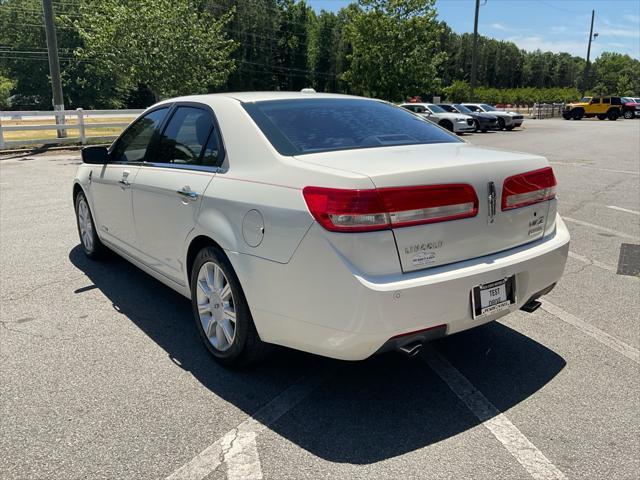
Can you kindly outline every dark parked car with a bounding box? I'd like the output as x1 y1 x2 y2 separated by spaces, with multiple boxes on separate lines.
438 103 499 132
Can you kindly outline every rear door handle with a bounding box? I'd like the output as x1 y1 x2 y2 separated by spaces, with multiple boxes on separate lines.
177 186 198 201
118 170 131 189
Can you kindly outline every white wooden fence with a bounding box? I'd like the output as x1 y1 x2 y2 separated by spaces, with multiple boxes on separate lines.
0 108 144 150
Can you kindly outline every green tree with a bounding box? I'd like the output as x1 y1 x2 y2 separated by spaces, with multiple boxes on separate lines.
591 52 640 96
274 0 314 91
205 0 280 92
443 80 470 102
308 10 340 92
75 0 237 100
342 0 446 101
0 0 130 109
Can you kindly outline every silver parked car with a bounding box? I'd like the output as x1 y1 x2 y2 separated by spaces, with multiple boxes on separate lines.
401 103 476 134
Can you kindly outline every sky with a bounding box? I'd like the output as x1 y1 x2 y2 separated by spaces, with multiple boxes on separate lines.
307 0 640 59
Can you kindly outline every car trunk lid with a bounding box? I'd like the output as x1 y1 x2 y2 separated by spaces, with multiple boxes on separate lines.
297 143 555 272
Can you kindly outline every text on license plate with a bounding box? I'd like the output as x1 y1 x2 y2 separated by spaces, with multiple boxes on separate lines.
472 276 516 319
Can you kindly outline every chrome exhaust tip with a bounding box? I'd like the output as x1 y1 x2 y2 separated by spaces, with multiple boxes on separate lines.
398 341 423 357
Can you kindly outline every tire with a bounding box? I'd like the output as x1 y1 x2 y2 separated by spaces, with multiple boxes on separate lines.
597 114 607 120
75 191 107 260
608 109 619 121
572 109 584 120
497 117 505 130
481 127 488 133
190 246 269 367
440 120 453 132
562 113 572 120
623 110 633 119
506 125 515 131
474 120 481 132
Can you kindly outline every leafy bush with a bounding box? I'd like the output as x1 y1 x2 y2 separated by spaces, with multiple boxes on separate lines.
0 75 15 109
471 86 581 105
443 80 470 103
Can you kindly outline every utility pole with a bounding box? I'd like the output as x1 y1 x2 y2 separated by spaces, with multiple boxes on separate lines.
42 0 66 138
469 0 481 101
581 9 595 97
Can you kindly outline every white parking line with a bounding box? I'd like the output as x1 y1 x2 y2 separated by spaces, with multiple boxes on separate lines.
562 216 638 240
422 345 567 480
606 205 640 216
568 251 617 273
166 374 327 480
542 300 639 365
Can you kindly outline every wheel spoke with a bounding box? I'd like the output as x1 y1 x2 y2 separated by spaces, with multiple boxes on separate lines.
216 322 226 348
213 265 224 291
220 283 232 301
203 263 214 289
206 317 217 338
220 319 234 346
223 306 236 323
197 279 212 297
197 302 210 315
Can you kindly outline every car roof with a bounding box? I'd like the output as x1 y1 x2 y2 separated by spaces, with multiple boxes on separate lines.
156 91 367 105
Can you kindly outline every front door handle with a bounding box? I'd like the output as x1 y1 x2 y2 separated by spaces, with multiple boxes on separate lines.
177 186 198 201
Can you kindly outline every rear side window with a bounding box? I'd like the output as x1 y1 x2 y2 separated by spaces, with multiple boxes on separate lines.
112 107 168 163
244 99 460 156
155 106 221 167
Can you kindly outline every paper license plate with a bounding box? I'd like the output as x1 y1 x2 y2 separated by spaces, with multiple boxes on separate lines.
471 276 516 319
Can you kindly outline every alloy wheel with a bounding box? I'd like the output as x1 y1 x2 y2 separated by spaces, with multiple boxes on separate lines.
196 261 236 352
77 196 94 252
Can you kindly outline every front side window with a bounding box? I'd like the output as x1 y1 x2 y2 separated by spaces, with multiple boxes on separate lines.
244 98 461 156
591 97 601 104
439 104 455 112
603 98 610 104
155 106 220 166
112 108 168 163
480 104 497 111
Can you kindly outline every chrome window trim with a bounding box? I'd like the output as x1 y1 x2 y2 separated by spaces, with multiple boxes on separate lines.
141 162 219 173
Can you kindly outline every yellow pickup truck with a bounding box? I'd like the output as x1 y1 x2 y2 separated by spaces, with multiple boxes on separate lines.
563 96 623 120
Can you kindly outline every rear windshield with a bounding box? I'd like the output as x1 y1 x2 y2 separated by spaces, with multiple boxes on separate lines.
243 98 461 156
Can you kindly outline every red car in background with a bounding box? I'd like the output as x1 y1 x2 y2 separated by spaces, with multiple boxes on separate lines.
621 97 640 119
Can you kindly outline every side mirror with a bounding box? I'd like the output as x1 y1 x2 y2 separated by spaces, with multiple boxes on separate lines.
81 146 109 164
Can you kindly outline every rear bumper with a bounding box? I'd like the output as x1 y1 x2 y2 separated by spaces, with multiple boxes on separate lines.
229 215 570 361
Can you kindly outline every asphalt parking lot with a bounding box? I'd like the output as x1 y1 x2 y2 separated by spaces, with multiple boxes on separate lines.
1 118 639 480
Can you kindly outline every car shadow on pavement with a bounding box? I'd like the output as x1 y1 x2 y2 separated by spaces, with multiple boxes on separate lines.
69 245 566 465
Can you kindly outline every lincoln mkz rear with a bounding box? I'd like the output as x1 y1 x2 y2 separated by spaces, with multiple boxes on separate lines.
73 93 569 366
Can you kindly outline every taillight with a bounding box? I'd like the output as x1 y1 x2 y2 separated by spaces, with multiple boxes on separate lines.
501 167 556 211
302 184 478 232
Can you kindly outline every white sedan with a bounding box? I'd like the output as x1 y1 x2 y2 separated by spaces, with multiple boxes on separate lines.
400 103 476 133
73 92 569 366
